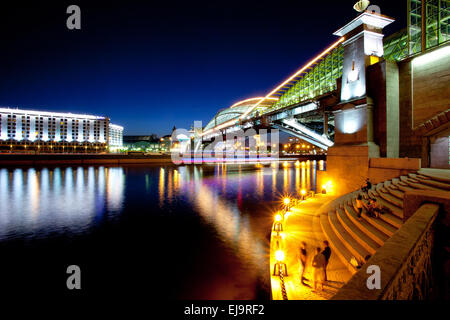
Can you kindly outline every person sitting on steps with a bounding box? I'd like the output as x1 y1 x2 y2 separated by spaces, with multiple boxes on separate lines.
361 178 372 194
356 194 363 219
367 198 385 218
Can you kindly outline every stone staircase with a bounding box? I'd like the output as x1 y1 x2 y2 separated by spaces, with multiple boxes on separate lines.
319 169 450 274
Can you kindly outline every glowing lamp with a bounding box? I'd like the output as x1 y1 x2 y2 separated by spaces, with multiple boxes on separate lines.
275 250 285 262
283 198 290 205
295 161 300 167
301 189 306 196
275 214 282 222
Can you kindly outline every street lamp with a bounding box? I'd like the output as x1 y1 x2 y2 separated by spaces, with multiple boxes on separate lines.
300 189 306 200
273 250 288 276
275 213 282 222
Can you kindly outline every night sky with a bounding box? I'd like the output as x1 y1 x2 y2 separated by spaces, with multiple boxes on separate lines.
0 0 405 136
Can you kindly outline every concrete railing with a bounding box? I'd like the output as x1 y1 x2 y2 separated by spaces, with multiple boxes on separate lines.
332 202 440 300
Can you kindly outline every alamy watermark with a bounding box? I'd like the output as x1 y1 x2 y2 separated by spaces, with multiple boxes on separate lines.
66 5 81 30
66 265 81 290
170 121 280 164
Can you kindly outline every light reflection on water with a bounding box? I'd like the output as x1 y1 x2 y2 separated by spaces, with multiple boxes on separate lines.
0 161 322 299
0 167 125 240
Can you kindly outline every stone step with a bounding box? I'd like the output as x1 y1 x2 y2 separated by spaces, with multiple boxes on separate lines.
386 184 405 200
367 189 379 200
376 182 388 194
343 201 388 246
391 178 415 193
370 188 380 197
328 209 371 263
369 192 403 218
393 177 408 186
353 197 398 236
407 173 420 183
377 189 403 208
399 176 429 189
319 214 358 275
399 175 415 185
403 179 446 192
361 198 403 228
418 169 450 184
336 207 379 255
415 173 432 180
409 173 450 191
384 180 399 190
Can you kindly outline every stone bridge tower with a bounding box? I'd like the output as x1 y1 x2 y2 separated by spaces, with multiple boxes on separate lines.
323 10 395 195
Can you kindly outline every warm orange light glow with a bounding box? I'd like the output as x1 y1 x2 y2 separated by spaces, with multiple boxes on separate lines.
229 97 279 109
283 198 290 205
275 250 285 262
283 161 289 168
275 214 282 222
240 38 345 119
301 189 306 196
322 181 334 194
295 160 300 167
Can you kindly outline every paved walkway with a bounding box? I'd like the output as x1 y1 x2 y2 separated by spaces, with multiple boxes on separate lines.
270 194 352 300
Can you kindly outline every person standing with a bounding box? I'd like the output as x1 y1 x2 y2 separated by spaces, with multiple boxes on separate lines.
312 247 326 292
299 242 307 285
321 240 331 282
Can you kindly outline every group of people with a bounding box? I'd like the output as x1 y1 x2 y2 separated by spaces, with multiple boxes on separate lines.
356 178 392 219
298 240 331 292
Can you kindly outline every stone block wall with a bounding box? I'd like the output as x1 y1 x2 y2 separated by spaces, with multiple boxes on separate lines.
368 157 421 184
397 46 450 164
412 48 450 128
321 145 370 195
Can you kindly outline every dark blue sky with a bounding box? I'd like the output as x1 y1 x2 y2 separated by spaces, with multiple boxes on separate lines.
0 0 405 136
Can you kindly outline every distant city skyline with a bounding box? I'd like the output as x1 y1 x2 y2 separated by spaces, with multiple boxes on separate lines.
0 1 404 136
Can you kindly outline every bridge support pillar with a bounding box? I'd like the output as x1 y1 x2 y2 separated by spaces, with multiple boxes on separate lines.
317 11 394 195
323 113 329 137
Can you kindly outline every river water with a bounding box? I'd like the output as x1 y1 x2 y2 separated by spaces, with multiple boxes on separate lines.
0 161 323 299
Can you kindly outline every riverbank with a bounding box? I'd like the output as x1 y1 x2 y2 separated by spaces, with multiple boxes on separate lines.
270 194 352 300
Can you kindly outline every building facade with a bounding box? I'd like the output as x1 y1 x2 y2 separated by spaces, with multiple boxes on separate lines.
123 135 161 152
0 107 123 153
109 124 124 150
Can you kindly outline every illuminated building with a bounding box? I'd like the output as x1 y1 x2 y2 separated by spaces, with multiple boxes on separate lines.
109 124 124 150
123 135 162 152
0 107 123 153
